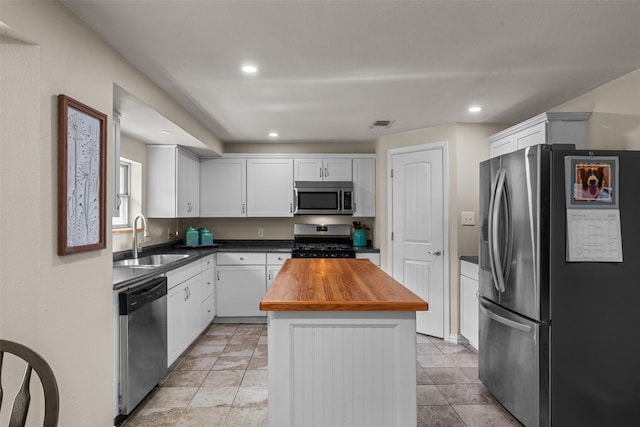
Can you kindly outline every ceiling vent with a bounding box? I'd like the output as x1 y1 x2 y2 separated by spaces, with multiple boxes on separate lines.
370 120 395 129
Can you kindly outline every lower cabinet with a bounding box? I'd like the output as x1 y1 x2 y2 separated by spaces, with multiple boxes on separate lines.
216 252 267 317
200 255 216 330
167 273 201 366
355 252 380 267
460 259 479 350
267 252 291 289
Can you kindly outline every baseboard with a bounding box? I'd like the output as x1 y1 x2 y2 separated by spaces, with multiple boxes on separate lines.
448 333 469 345
213 316 267 324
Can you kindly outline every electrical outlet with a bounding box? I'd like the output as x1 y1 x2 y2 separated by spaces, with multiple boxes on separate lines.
257 228 264 238
461 211 475 226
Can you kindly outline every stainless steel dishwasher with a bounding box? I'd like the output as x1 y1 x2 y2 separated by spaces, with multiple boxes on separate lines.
119 276 168 416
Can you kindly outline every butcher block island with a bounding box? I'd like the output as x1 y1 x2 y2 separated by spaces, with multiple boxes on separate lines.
260 258 428 427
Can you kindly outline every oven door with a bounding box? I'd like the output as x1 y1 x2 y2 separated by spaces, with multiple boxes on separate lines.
294 187 341 214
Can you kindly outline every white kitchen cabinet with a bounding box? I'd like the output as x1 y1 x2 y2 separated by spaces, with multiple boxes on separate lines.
216 252 267 317
200 255 216 330
147 145 199 218
489 112 591 159
460 259 479 350
356 252 380 267
246 158 293 217
167 261 202 366
352 157 376 217
294 157 352 182
267 252 291 288
200 158 247 217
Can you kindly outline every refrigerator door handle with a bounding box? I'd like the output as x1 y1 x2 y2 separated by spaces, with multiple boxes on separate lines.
491 169 508 293
524 146 539 309
487 169 502 292
480 300 532 333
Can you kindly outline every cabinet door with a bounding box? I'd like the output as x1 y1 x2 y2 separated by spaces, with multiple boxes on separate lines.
216 265 266 317
167 275 201 366
323 158 352 181
247 158 293 217
352 158 375 217
294 158 323 181
183 275 201 344
177 148 199 217
167 281 187 366
200 158 247 217
267 265 283 289
356 252 380 267
147 145 178 218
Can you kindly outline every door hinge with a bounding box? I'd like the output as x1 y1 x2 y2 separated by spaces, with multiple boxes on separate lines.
390 168 394 178
391 231 394 241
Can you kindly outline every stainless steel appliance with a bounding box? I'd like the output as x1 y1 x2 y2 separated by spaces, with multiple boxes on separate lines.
292 223 355 258
293 181 353 215
479 144 640 426
119 276 168 417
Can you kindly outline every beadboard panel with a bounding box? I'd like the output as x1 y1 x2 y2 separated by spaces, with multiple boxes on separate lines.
268 311 418 427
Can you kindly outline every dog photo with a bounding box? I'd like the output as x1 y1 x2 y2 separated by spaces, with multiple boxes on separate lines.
574 162 612 201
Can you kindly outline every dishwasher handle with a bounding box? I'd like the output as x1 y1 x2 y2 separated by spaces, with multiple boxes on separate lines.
119 277 167 315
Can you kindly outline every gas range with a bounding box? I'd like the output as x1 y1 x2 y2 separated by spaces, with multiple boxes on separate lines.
291 224 355 259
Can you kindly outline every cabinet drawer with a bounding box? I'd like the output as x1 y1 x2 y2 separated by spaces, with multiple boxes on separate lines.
201 255 215 270
460 260 479 280
166 260 201 289
267 252 291 265
201 267 215 299
217 252 266 265
201 294 215 329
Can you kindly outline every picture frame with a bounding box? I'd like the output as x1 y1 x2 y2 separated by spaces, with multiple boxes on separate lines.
564 155 619 209
58 95 107 255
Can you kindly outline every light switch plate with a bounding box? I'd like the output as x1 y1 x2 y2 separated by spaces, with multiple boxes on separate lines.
461 211 475 226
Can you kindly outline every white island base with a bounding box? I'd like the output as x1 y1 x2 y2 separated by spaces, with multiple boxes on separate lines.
267 311 418 427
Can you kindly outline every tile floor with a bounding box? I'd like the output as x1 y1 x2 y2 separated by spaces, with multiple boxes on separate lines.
123 323 523 427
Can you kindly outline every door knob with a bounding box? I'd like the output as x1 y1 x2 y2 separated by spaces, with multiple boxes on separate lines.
428 249 442 256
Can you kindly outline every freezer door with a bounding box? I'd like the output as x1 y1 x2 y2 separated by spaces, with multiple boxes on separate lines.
479 298 550 427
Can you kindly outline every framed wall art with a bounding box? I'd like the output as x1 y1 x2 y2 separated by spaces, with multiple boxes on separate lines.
58 94 107 255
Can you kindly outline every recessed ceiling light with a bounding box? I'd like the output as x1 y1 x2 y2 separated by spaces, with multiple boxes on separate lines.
242 64 258 74
269 132 278 138
468 105 482 113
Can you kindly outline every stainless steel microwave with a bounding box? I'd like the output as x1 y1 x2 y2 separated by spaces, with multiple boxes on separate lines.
293 181 353 215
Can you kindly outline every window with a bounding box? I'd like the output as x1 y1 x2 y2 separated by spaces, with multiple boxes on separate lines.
112 160 130 228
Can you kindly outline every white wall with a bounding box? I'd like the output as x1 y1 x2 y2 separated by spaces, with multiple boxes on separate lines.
0 2 220 425
552 68 640 150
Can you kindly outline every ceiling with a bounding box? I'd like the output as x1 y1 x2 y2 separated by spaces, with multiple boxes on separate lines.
63 0 640 147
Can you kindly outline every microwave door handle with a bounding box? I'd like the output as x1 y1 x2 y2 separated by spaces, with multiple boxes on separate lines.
338 189 343 213
293 188 299 214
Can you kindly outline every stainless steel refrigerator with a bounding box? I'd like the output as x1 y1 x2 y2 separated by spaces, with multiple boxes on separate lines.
478 144 640 426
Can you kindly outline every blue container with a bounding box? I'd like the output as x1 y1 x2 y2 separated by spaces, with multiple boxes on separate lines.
200 228 213 246
184 226 199 246
353 229 367 247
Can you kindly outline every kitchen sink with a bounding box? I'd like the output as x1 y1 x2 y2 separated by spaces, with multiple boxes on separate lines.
114 253 191 267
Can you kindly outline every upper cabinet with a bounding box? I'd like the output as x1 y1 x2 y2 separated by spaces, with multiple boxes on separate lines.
147 145 199 218
200 158 247 217
352 158 376 217
489 112 591 159
246 158 294 217
294 158 352 182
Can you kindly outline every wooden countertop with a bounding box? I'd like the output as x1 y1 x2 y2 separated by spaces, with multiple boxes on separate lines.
260 258 428 311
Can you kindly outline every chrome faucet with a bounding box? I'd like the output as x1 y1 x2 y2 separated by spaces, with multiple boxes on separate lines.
132 214 149 259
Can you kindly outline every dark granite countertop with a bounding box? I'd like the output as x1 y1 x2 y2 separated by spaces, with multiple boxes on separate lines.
113 240 380 290
460 255 479 264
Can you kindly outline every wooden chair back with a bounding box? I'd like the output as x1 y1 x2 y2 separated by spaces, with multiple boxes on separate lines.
0 340 59 427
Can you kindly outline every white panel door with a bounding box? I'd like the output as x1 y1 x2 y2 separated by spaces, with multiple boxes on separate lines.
391 148 445 337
